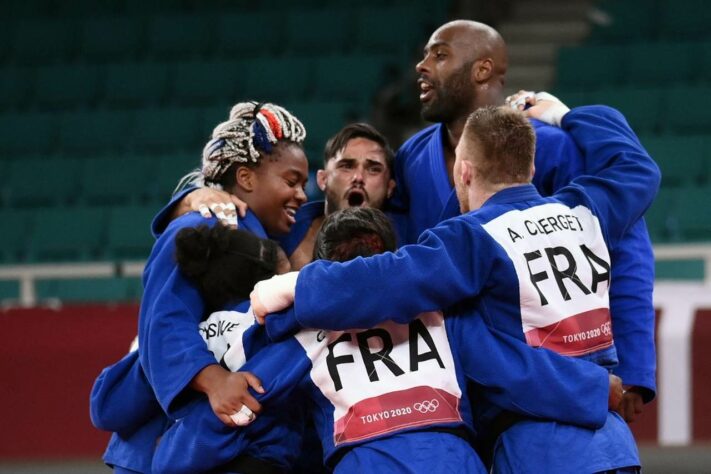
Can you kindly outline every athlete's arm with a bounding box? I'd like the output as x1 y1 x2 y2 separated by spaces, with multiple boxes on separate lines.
285 217 499 330
151 186 245 236
138 214 245 421
608 220 657 405
540 104 661 245
531 108 657 414
152 337 312 474
89 350 162 436
447 312 615 429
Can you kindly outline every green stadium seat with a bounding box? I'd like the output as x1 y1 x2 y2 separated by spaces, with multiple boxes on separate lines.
586 87 663 135
285 9 353 54
216 12 283 57
12 19 78 64
624 42 697 86
58 110 134 153
36 277 142 303
147 15 213 59
0 209 35 263
701 135 711 181
124 0 183 16
643 135 707 187
105 205 159 260
644 187 677 242
34 64 102 109
0 21 12 63
313 55 389 103
588 0 657 43
80 17 145 62
664 86 711 134
260 0 327 8
172 60 244 106
658 0 710 40
670 186 711 241
150 152 200 204
0 67 33 110
54 0 119 17
0 280 20 302
286 101 357 154
131 107 202 152
104 62 170 107
201 104 232 140
355 6 421 56
80 155 155 206
0 113 56 155
27 207 106 262
552 89 589 109
556 45 625 88
699 40 711 82
4 158 82 208
244 58 313 102
6 0 54 18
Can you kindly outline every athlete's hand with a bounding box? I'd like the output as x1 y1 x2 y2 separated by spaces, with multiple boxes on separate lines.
171 188 246 227
250 272 299 323
505 90 536 111
608 374 624 414
190 365 264 427
619 386 645 423
506 90 570 127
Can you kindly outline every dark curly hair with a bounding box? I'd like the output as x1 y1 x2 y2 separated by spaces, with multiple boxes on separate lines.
175 224 280 311
314 207 397 262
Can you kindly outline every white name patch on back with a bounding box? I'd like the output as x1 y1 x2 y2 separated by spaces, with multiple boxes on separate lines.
199 309 256 371
483 202 613 356
295 311 462 445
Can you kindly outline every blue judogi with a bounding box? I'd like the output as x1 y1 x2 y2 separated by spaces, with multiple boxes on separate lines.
392 116 657 400
154 305 610 473
92 210 302 472
288 107 659 473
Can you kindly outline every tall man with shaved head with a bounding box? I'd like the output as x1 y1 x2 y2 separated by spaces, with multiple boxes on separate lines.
395 18 655 397
388 17 656 467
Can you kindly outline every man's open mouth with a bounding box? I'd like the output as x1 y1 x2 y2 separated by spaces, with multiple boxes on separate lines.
419 79 434 102
347 190 366 207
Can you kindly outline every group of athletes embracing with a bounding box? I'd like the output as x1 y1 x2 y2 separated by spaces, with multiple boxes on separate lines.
90 20 659 474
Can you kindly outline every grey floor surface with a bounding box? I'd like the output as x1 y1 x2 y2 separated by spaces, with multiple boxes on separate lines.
0 445 709 473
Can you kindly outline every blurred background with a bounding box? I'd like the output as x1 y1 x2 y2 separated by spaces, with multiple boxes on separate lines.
1 0 710 472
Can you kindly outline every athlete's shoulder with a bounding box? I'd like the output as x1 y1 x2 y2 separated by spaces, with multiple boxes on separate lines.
164 212 216 236
397 123 440 156
530 118 571 142
424 211 488 241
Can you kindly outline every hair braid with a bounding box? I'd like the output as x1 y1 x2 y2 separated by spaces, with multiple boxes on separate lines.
175 101 306 193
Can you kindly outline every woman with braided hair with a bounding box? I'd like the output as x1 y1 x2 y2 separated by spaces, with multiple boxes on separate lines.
174 101 309 234
91 101 310 473
139 100 308 421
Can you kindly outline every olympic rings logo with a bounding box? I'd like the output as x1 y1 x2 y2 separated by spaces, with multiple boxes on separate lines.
413 399 440 413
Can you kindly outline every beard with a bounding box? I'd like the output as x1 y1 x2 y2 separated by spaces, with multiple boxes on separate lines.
420 62 474 123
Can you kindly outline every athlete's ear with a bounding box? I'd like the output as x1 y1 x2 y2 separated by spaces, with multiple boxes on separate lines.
316 169 328 191
386 178 396 199
460 159 473 186
236 166 256 192
529 163 536 181
473 58 494 83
